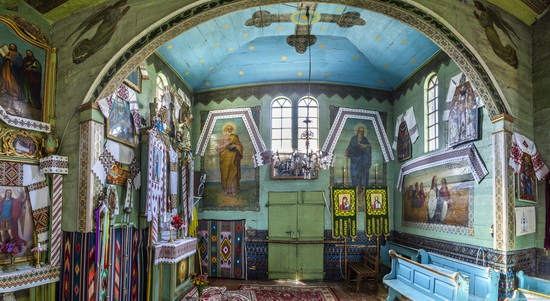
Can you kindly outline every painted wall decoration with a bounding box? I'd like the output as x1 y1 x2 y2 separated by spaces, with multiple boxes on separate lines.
201 115 259 211
0 16 53 122
392 107 417 162
516 153 536 202
396 121 411 162
66 0 131 64
365 187 389 238
0 186 35 262
331 186 357 239
446 74 480 147
473 1 519 68
333 118 383 187
106 95 137 147
402 160 475 235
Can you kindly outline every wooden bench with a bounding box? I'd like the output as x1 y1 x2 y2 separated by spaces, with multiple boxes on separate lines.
383 249 469 301
346 245 379 292
506 288 550 301
419 249 499 301
380 241 420 270
504 271 550 300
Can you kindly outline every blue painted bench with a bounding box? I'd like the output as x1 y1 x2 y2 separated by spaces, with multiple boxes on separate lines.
419 250 499 301
504 271 550 300
506 288 550 301
380 241 420 269
383 249 469 301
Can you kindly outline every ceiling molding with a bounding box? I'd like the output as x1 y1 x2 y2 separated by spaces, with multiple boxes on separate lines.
194 83 395 106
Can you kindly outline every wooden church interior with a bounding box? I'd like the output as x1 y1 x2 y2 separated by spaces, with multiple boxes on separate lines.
0 0 550 300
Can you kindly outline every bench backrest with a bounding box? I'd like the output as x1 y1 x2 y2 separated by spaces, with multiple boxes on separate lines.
419 250 499 301
384 250 469 301
505 288 550 301
517 271 550 295
380 241 420 267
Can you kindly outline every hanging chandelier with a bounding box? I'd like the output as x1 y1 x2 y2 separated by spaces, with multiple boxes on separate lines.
272 5 328 179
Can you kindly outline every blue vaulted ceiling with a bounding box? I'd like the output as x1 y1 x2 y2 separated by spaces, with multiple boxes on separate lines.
156 3 441 92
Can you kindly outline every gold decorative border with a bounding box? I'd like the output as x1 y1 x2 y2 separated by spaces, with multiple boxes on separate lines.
0 129 43 159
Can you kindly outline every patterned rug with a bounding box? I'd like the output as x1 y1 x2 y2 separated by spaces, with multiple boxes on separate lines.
239 285 340 301
182 285 339 301
198 219 246 279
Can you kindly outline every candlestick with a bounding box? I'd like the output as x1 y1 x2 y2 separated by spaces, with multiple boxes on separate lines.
375 163 379 186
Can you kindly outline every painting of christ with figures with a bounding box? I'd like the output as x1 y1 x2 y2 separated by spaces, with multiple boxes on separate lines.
402 161 474 229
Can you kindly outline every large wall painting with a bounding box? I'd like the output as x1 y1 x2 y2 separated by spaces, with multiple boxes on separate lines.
325 107 392 211
402 159 475 235
0 186 36 263
200 113 260 211
0 17 52 122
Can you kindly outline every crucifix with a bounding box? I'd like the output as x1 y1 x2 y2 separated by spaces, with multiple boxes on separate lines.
245 3 366 53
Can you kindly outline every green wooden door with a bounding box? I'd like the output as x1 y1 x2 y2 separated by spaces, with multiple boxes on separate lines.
268 191 324 280
268 192 298 279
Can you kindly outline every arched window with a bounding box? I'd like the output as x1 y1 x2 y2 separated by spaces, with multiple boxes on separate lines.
425 74 439 151
156 73 168 101
297 96 319 153
271 97 292 152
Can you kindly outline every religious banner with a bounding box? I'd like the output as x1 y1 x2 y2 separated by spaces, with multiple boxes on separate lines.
331 186 357 239
364 187 389 239
197 219 246 279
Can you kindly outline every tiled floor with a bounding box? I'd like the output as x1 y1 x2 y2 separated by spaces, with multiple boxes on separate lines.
208 278 389 301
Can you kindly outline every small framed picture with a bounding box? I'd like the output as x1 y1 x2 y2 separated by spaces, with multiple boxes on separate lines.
396 120 412 162
106 96 137 147
124 67 142 93
516 153 537 202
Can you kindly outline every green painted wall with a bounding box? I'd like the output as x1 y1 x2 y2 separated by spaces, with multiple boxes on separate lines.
392 60 495 248
193 90 394 231
529 13 550 250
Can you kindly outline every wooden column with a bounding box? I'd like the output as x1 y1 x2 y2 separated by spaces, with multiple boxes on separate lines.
491 113 516 299
491 114 515 251
76 103 105 232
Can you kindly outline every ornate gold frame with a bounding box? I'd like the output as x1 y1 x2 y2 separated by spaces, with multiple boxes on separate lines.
0 15 56 125
0 129 42 160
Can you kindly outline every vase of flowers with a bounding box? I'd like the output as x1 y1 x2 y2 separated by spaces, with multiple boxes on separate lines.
171 215 183 239
0 240 22 272
190 272 208 299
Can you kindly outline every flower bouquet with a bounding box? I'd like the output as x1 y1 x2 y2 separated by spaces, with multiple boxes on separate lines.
171 215 183 238
190 272 209 298
0 239 23 272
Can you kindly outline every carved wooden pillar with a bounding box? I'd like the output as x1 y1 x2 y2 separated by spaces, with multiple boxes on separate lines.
39 155 69 266
491 114 515 251
76 103 105 232
491 113 516 299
